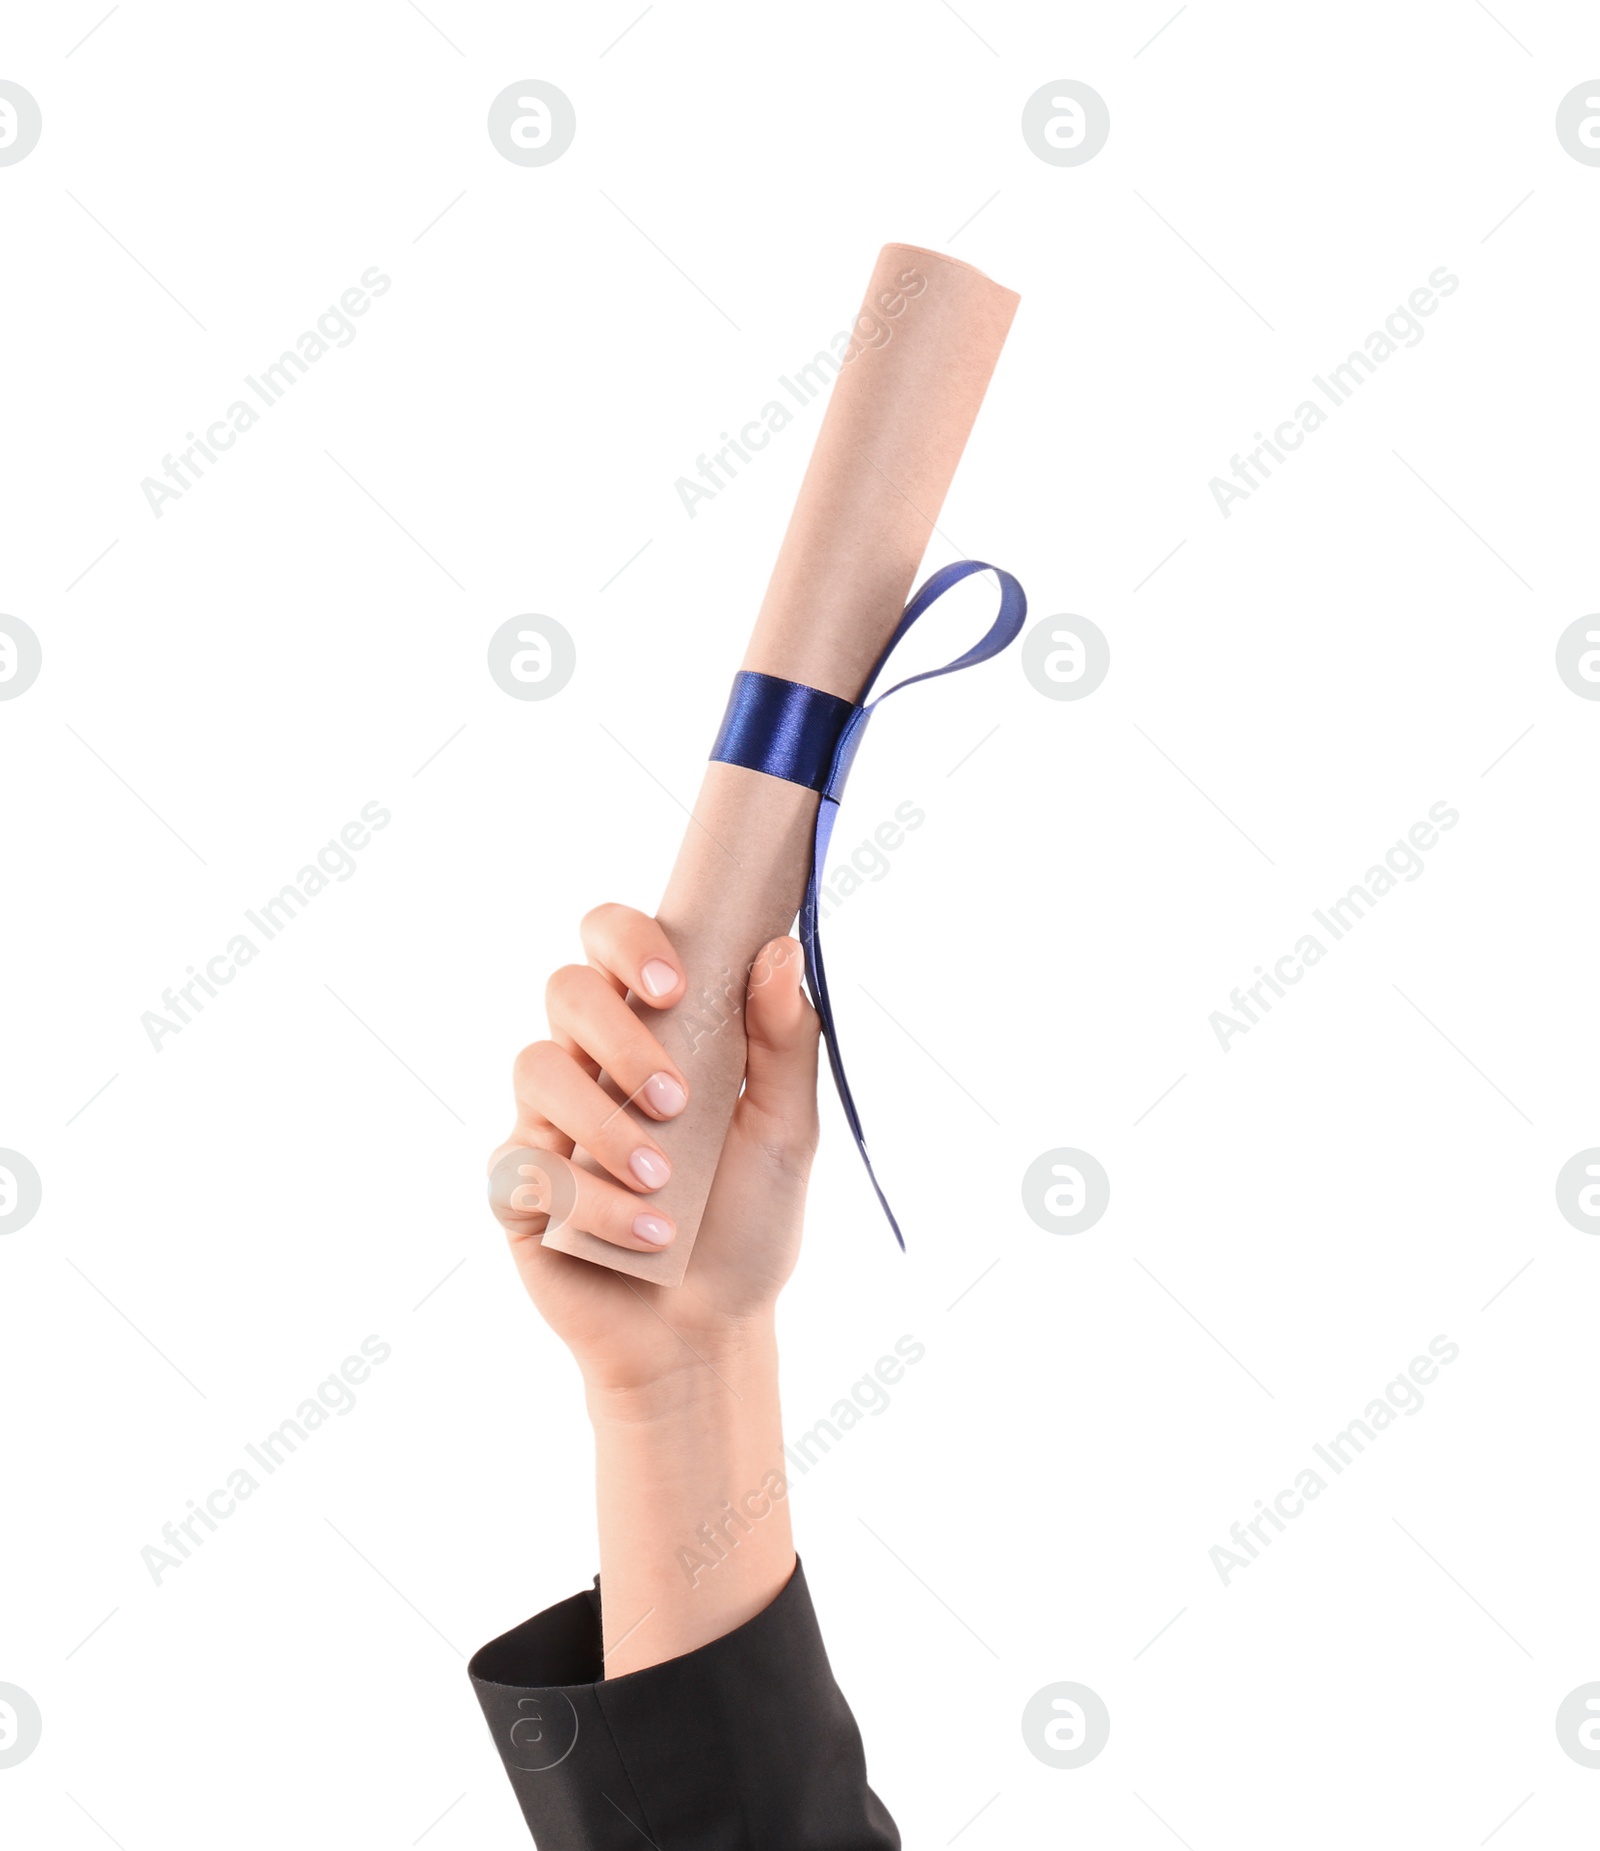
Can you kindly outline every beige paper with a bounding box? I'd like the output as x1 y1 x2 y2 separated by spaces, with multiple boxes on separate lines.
542 243 1019 1283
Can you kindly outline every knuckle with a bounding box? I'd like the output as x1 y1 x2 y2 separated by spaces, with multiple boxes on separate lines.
580 1179 630 1240
512 1038 563 1090
545 962 594 1011
487 1141 568 1237
755 1110 820 1176
758 1136 811 1181
596 1109 640 1159
580 900 625 937
614 1019 667 1078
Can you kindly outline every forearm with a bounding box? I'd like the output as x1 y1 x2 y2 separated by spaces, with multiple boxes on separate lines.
586 1319 795 1677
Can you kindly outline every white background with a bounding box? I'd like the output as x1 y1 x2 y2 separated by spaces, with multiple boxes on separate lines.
3 3 1599 1846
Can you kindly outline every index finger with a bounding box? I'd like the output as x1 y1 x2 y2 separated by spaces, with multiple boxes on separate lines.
579 902 685 1008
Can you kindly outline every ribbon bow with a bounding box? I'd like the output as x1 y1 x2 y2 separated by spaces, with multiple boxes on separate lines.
710 559 1027 1247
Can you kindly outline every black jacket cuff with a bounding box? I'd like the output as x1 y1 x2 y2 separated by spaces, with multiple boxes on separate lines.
468 1557 899 1849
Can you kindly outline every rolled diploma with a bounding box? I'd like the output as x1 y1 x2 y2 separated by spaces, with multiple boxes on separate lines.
542 243 1019 1284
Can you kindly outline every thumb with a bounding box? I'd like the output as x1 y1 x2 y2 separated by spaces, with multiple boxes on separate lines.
740 936 821 1141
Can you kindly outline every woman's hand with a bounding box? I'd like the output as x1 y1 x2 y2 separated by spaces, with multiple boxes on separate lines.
488 904 821 1397
487 903 820 1672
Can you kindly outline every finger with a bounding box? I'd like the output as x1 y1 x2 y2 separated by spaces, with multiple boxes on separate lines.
488 1143 674 1252
544 965 688 1120
513 1039 675 1193
487 1139 573 1237
741 937 821 1140
579 901 685 1008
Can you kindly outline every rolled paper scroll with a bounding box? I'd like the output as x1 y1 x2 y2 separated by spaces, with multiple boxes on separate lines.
542 243 1020 1285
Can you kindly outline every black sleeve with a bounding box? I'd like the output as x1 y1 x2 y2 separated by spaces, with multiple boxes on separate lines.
468 1557 899 1849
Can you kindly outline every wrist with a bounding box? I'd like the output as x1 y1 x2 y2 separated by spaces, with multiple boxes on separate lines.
581 1315 778 1424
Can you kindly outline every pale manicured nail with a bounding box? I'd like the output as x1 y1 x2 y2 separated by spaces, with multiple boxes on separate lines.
629 1147 671 1189
633 1213 674 1246
640 958 679 998
642 1072 687 1117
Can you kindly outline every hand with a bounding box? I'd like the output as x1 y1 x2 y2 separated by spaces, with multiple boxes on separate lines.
488 904 821 1396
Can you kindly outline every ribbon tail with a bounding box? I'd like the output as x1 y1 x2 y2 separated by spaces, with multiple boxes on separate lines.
788 561 1026 1253
800 795 906 1251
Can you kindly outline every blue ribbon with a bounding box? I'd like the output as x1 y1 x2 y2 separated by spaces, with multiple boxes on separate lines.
710 559 1027 1247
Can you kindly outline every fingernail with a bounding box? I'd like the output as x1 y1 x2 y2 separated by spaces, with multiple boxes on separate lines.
629 1147 671 1189
640 958 679 998
643 1072 687 1117
633 1213 674 1246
